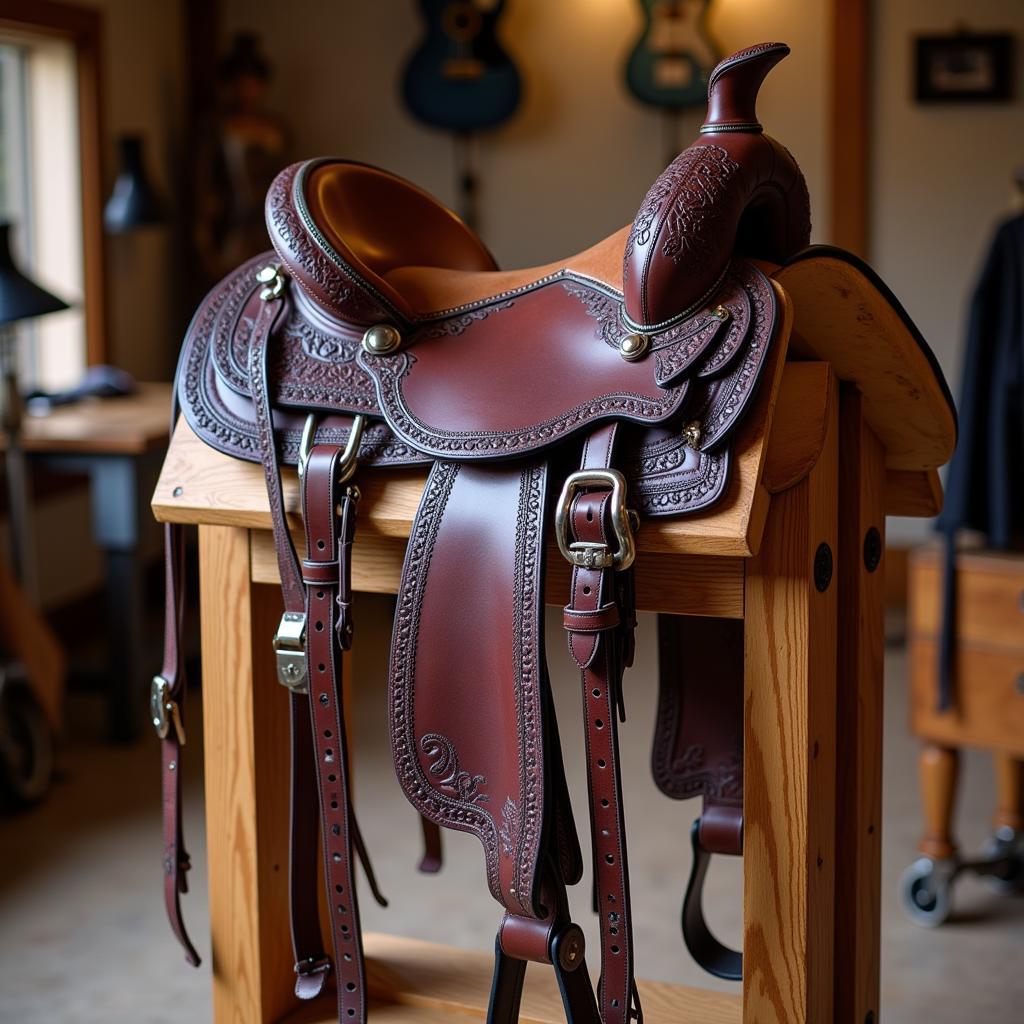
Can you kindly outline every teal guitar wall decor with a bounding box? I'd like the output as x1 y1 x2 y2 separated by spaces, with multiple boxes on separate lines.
402 0 522 133
625 0 718 110
402 0 522 231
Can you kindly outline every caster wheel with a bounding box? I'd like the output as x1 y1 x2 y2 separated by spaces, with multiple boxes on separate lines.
0 672 54 811
980 835 1024 894
899 857 953 927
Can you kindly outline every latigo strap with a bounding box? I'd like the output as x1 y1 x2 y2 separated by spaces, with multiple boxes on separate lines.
301 445 366 1020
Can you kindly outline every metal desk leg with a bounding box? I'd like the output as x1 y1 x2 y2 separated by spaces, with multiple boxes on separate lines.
87 453 158 742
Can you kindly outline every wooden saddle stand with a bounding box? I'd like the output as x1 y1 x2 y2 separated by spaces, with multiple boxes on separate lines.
152 44 956 1024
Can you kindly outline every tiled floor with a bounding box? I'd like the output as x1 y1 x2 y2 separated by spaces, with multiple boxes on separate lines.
2 599 1022 1021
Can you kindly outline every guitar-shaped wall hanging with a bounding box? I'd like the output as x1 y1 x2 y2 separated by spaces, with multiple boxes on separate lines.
625 0 719 163
402 0 522 231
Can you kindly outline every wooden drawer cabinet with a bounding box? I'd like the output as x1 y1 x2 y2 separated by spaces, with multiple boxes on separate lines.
910 638 1024 755
909 546 1024 755
909 546 1024 650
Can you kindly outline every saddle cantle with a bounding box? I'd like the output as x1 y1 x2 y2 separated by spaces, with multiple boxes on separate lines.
162 42 812 1024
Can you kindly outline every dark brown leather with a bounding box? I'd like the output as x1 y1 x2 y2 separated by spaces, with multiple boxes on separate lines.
562 425 640 1024
161 42 811 1023
301 445 366 1020
623 43 809 331
654 614 744 980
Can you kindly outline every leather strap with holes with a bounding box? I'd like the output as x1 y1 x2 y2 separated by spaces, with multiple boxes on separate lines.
301 445 366 1022
562 424 642 1024
159 514 200 967
247 293 331 996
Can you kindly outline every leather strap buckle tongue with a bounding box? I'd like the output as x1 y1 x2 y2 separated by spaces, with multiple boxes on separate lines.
151 675 185 744
555 468 637 571
273 611 308 694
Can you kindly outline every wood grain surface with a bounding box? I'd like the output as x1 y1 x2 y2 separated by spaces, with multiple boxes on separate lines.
742 366 839 1023
278 932 741 1024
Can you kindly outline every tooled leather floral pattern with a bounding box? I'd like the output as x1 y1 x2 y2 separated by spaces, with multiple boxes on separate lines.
658 146 741 268
561 281 621 349
627 435 729 516
420 733 489 804
418 300 516 338
389 463 502 903
624 144 740 284
653 312 732 387
360 349 683 458
698 266 776 451
266 162 392 325
509 462 546 913
178 263 425 468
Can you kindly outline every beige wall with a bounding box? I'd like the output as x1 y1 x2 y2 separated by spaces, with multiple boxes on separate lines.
221 0 831 268
871 1 1024 540
70 0 186 383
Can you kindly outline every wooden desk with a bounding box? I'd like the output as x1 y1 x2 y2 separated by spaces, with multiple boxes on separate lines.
26 382 172 739
22 381 173 455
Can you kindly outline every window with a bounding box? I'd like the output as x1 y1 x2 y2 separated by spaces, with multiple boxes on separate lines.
0 29 85 392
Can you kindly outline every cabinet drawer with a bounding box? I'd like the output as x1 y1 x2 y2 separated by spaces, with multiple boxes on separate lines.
909 548 1024 650
910 637 1024 755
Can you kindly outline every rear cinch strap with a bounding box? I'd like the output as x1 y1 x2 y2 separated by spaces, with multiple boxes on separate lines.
562 423 643 1024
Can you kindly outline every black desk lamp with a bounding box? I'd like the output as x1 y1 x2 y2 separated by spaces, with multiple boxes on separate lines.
103 136 166 232
0 223 69 594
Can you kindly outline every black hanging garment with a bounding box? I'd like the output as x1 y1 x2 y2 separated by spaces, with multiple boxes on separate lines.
936 213 1024 710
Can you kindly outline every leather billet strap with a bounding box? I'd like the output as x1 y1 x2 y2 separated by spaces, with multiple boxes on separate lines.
247 286 331 995
301 445 367 1023
561 423 642 1024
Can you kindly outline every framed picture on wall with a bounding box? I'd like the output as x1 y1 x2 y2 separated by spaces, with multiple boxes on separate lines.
914 32 1014 103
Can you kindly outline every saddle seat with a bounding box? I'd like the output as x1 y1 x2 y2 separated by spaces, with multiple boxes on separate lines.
304 160 628 317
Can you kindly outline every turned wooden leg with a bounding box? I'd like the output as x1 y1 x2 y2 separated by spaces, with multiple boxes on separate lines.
918 744 959 861
993 755 1024 833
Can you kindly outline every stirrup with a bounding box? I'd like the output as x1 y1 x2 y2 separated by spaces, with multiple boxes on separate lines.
487 922 599 1024
682 818 742 980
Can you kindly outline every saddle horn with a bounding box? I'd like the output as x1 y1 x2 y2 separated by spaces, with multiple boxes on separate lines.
623 42 811 332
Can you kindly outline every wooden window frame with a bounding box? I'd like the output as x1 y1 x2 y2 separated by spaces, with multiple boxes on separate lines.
0 0 106 365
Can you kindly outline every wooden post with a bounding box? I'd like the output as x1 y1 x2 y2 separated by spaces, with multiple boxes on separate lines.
743 371 839 1022
199 525 295 1023
834 386 886 1024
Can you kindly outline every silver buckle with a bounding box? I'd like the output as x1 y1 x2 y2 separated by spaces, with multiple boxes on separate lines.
273 612 308 693
151 676 186 744
297 412 365 483
554 468 637 571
